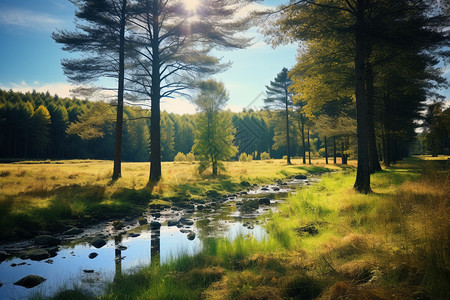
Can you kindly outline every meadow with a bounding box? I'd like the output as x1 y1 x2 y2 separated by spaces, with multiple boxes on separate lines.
0 158 340 241
16 156 448 300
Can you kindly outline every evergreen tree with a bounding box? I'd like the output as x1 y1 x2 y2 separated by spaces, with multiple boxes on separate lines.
192 80 236 176
264 67 294 164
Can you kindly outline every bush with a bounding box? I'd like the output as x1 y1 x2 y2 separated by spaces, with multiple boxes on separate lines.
239 153 253 162
260 152 270 160
186 152 195 163
174 152 187 162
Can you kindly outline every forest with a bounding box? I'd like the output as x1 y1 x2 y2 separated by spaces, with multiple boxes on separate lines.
0 87 448 164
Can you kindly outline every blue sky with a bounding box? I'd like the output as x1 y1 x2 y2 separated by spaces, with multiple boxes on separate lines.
0 0 447 114
0 0 297 114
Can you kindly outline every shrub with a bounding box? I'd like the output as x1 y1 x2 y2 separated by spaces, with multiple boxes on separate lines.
239 153 253 162
260 152 270 160
174 152 187 162
186 152 195 163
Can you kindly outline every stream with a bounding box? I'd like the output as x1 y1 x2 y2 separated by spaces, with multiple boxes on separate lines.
0 177 315 299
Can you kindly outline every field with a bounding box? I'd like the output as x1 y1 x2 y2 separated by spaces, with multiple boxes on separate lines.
0 158 341 241
96 157 448 300
2 157 449 299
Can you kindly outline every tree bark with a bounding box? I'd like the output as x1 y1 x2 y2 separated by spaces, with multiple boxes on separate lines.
324 136 328 164
366 63 381 174
353 0 371 193
285 94 291 164
307 128 311 164
112 0 127 181
333 136 337 164
149 0 162 183
301 113 306 164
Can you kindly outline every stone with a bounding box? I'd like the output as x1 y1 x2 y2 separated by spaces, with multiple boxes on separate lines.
88 252 98 259
260 187 269 191
28 249 51 261
34 235 61 247
196 205 204 211
167 220 178 226
90 238 106 249
180 229 191 234
294 174 307 180
272 187 280 191
83 269 94 273
0 250 9 262
112 220 124 230
179 218 194 226
187 232 196 240
295 224 318 236
0 282 2 287
241 191 248 195
240 181 251 187
45 246 58 257
44 259 54 264
63 227 84 235
258 198 271 205
128 233 140 238
138 217 148 225
14 275 46 288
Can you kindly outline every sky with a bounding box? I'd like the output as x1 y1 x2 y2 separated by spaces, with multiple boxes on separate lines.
0 0 448 114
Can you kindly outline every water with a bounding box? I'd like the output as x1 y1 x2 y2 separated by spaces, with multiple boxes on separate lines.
0 178 312 299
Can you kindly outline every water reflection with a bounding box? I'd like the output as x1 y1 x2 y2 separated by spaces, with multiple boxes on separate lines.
114 235 122 280
150 225 160 267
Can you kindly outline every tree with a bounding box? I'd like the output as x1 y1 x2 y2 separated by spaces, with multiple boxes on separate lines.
192 80 236 176
264 67 294 164
32 105 52 158
128 0 253 183
267 0 449 193
53 0 129 180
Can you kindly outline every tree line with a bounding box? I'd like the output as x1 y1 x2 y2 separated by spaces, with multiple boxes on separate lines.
0 88 362 163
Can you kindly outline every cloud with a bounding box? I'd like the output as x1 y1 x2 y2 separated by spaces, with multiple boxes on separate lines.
0 8 62 31
0 81 74 97
161 98 197 115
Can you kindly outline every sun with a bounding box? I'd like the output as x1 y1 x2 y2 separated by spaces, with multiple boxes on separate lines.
185 0 200 12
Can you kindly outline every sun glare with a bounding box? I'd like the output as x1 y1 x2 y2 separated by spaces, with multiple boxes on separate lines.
185 0 200 11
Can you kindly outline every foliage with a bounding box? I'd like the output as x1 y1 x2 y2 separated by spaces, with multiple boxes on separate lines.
174 152 187 162
239 153 253 162
260 152 270 160
193 80 237 175
264 67 294 164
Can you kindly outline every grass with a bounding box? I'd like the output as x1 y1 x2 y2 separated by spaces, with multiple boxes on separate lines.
5 156 448 299
0 158 339 241
64 156 448 300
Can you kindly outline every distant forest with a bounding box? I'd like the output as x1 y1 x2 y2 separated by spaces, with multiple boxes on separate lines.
0 89 328 162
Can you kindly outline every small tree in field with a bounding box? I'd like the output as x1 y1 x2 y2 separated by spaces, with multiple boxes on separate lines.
193 80 236 176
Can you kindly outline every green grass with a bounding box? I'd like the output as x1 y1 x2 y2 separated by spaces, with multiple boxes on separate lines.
0 159 337 241
72 156 448 300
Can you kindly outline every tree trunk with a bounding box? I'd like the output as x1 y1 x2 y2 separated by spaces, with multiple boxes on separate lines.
112 0 127 181
149 0 162 183
285 97 291 164
366 64 381 174
333 136 337 164
324 136 328 164
301 113 306 164
353 0 371 193
307 128 311 164
212 161 218 176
